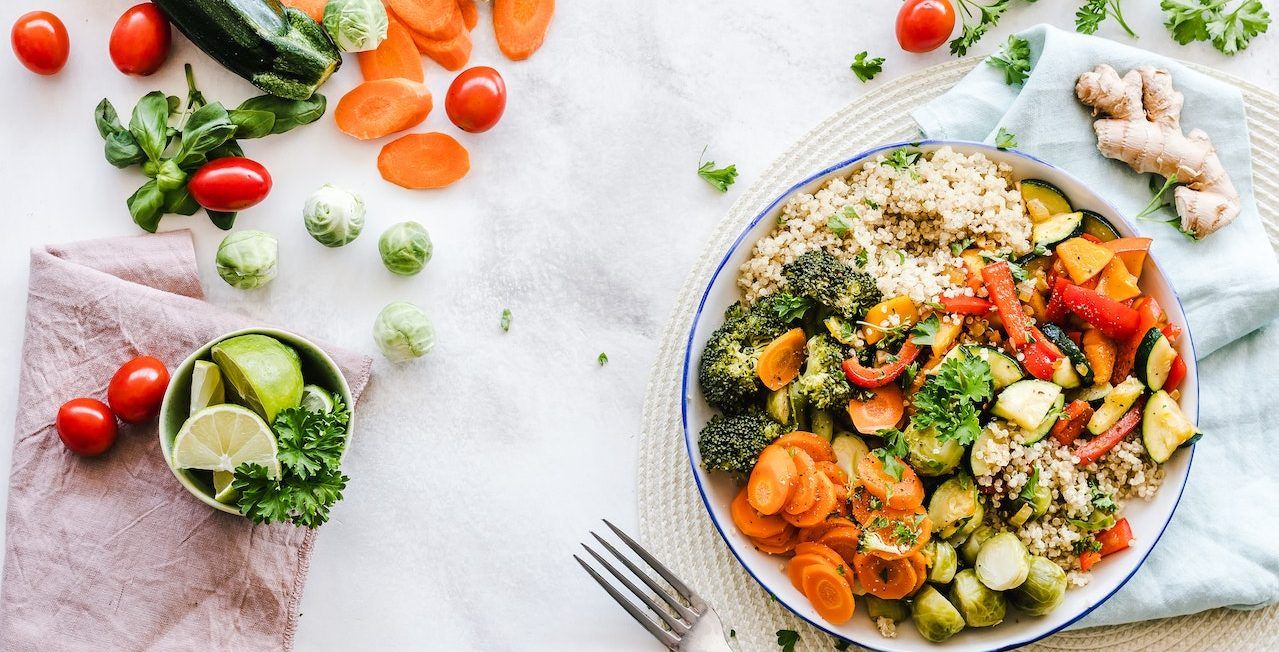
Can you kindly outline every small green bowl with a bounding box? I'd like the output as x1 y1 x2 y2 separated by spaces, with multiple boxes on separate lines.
158 327 355 516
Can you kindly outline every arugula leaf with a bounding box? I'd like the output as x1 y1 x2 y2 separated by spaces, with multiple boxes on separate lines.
698 147 738 192
772 293 815 322
1077 0 1138 37
850 51 885 82
777 629 801 652
910 314 942 346
986 34 1032 85
952 0 1017 56
995 127 1019 150
829 207 857 236
1162 0 1271 54
500 308 512 332
882 148 920 171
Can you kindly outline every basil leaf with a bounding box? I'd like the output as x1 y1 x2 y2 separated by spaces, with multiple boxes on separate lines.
229 109 276 139
163 186 200 216
207 209 237 230
128 180 166 233
94 99 124 139
176 102 236 167
155 159 188 192
128 91 170 162
104 131 145 168
237 94 326 135
208 139 244 161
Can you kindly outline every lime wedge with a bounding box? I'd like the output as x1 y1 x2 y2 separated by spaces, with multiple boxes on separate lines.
213 470 238 503
190 360 226 415
300 384 334 413
172 404 280 478
211 334 303 422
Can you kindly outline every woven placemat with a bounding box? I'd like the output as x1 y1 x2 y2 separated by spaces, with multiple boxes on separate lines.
636 58 1279 651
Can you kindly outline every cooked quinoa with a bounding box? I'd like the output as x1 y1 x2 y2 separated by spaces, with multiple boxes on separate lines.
738 146 1031 305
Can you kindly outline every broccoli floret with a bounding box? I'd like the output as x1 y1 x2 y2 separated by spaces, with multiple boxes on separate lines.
782 250 882 320
793 333 853 410
698 412 787 474
697 300 790 413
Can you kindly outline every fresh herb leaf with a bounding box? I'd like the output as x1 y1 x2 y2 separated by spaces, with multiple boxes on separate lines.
901 362 920 390
234 462 349 529
273 400 351 480
909 349 993 445
598 352 609 366
851 51 885 82
986 34 1033 85
829 207 856 236
909 314 942 346
1077 0 1138 37
228 108 276 140
1019 466 1041 501
772 293 815 322
882 148 921 171
777 629 801 652
1136 173 1179 219
128 91 170 162
995 127 1019 150
853 249 869 268
1089 481 1117 513
1162 0 1270 55
500 308 512 332
872 428 909 481
698 146 738 192
863 198 880 210
236 93 327 135
127 180 166 233
952 0 1018 56
175 101 237 168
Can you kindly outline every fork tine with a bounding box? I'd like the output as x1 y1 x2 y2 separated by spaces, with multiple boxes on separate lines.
603 519 705 610
590 532 698 623
582 543 691 635
575 554 679 649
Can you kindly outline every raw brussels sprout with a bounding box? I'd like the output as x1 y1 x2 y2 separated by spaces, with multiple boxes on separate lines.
959 525 997 567
929 473 979 538
910 585 966 643
373 302 435 362
975 532 1031 591
379 221 433 276
323 0 388 52
303 184 366 247
864 595 908 622
215 230 278 289
949 569 1007 627
1010 555 1068 616
905 424 965 476
926 539 958 584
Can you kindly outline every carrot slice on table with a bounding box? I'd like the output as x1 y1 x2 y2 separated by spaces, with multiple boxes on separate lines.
358 18 425 82
387 0 463 39
793 542 845 569
756 328 807 391
747 445 798 515
854 552 918 600
378 132 471 189
783 450 819 515
750 527 798 555
281 0 326 22
798 516 858 543
856 454 924 510
772 432 835 463
801 563 856 625
335 78 433 140
730 487 788 539
784 473 837 528
458 0 478 30
846 383 905 434
818 525 863 565
493 0 555 60
409 27 474 71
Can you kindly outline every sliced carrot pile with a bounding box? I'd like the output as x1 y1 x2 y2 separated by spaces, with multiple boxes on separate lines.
458 0 479 30
750 526 798 554
730 487 787 539
854 551 917 600
335 78 434 140
818 526 862 565
358 17 425 83
387 0 463 39
846 383 905 434
798 517 858 544
747 445 797 515
771 432 835 463
378 132 471 189
756 328 806 391
783 449 819 516
281 0 326 22
493 0 555 60
801 563 856 624
816 460 846 486
856 453 924 510
783 472 836 528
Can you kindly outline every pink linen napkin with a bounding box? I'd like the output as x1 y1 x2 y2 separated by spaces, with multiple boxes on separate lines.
0 231 372 651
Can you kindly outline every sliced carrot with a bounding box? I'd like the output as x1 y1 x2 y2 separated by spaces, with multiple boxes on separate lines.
856 454 924 511
750 527 798 555
787 553 836 592
784 473 837 528
802 563 856 625
731 487 788 539
849 485 880 525
358 17 425 83
854 552 917 600
281 0 326 22
829 480 849 518
907 551 928 594
798 517 858 544
816 460 847 486
387 0 463 39
772 432 835 463
335 78 433 140
756 328 807 391
409 26 473 71
493 0 555 60
747 445 797 515
458 0 478 30
846 384 905 435
784 450 819 516
794 542 846 568
378 132 471 189
818 526 862 565
860 507 930 560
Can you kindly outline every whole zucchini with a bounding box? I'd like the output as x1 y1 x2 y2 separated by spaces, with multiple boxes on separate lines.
154 0 340 100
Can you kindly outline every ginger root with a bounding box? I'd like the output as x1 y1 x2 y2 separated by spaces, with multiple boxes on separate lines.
1075 64 1240 239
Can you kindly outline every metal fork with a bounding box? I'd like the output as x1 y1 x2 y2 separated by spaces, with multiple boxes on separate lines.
575 520 733 651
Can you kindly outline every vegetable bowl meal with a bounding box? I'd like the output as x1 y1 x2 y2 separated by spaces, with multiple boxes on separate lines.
159 329 355 528
683 142 1198 648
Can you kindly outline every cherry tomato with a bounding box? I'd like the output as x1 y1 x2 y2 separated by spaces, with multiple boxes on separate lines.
109 3 171 76
188 157 273 212
56 398 118 456
107 355 170 423
896 0 956 54
445 66 507 133
11 11 69 76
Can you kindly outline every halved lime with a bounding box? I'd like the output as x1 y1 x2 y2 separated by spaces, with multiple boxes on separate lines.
300 384 334 413
172 404 280 478
190 360 226 415
213 471 238 504
210 334 303 422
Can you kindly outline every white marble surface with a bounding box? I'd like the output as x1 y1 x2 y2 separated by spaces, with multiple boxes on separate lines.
1 1 1276 650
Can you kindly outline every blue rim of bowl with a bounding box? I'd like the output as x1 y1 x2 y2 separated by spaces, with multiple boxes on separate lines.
679 139 1199 651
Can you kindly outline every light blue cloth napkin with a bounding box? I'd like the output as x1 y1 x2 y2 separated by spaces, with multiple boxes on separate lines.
913 24 1279 628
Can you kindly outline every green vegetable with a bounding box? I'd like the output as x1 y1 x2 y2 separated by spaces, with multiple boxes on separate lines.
864 595 909 622
881 148 921 171
698 412 787 474
697 300 790 413
904 424 966 477
951 0 1017 56
850 51 884 82
975 532 1031 591
698 148 738 192
500 308 512 332
925 540 958 584
323 0 388 52
949 569 1007 627
372 302 436 362
1161 0 1270 55
775 629 800 652
959 525 997 566
215 230 279 289
153 0 342 99
1010 555 1068 616
995 127 1018 150
781 250 882 321
1077 0 1137 37
378 221 433 275
598 352 609 366
986 34 1032 85
929 474 980 536
303 184 366 247
871 427 909 482
910 585 966 643
792 335 852 411
909 349 993 446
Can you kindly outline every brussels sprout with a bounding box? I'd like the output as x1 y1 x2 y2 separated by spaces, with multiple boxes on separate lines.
379 221 433 276
765 386 792 425
215 230 278 289
904 424 965 476
373 302 435 362
949 569 1007 627
947 496 986 547
303 184 366 247
975 532 1030 591
926 539 958 584
323 0 388 52
1010 555 1068 616
809 408 835 440
864 595 908 622
910 585 966 643
831 433 870 484
959 525 997 567
929 473 979 538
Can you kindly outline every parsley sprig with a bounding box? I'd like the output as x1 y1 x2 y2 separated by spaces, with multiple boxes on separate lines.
909 350 994 446
771 293 815 322
1077 0 1138 37
1162 0 1270 55
995 127 1019 150
952 0 1021 56
851 51 885 82
986 34 1032 85
776 629 801 652
697 146 738 192
872 427 910 481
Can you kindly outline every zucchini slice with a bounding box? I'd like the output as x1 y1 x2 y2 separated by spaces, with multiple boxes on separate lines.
1135 327 1178 390
1087 376 1145 435
992 379 1063 430
1032 212 1085 249
1142 390 1197 463
969 425 1001 478
1072 382 1113 403
765 386 792 425
1019 394 1064 444
933 345 1025 392
1020 179 1073 217
1080 209 1121 242
1040 324 1094 386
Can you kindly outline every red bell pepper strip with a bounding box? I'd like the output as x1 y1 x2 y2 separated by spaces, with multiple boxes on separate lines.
1021 328 1064 381
1074 397 1146 466
1080 233 1103 244
938 294 993 315
1097 518 1133 557
1050 400 1095 446
1059 283 1141 340
1163 355 1187 390
981 261 1033 349
1162 322 1183 343
842 340 923 388
1079 549 1102 572
1044 278 1071 325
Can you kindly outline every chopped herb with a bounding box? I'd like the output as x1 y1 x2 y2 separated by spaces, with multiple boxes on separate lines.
1161 0 1271 55
869 495 884 511
1019 466 1041 502
910 314 942 346
853 249 869 268
901 361 920 390
995 126 1019 150
850 51 885 82
829 207 856 236
1077 0 1138 37
986 33 1032 85
1073 537 1103 554
1090 481 1117 513
597 352 609 366
872 428 909 481
697 146 738 192
500 308 512 332
863 198 880 210
893 521 920 545
772 293 815 322
896 249 907 264
882 148 921 171
777 629 801 652
950 238 974 257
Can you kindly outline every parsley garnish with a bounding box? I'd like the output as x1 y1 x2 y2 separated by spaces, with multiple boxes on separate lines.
597 352 609 366
1077 0 1138 37
909 314 942 346
901 361 920 390
1090 481 1117 513
851 51 885 82
853 249 869 268
777 629 801 652
1073 537 1103 553
909 350 993 445
1136 173 1197 240
863 198 880 210
950 238 974 257
1019 466 1041 502
1162 0 1270 55
995 127 1019 150
697 146 738 192
893 521 919 545
772 293 815 322
882 148 921 171
952 0 1018 56
829 206 857 236
872 428 909 481
500 308 512 332
986 34 1032 86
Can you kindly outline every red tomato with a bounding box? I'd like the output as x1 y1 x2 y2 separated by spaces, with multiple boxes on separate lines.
11 11 69 75
445 66 507 133
109 3 171 76
107 355 170 423
188 157 272 212
896 0 956 53
56 398 118 456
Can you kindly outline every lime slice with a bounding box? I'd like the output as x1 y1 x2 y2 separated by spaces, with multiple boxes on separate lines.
300 384 334 413
213 470 239 504
211 334 303 423
190 360 226 415
172 404 281 478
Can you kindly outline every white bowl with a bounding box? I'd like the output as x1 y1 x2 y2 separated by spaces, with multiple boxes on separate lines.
680 141 1198 651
